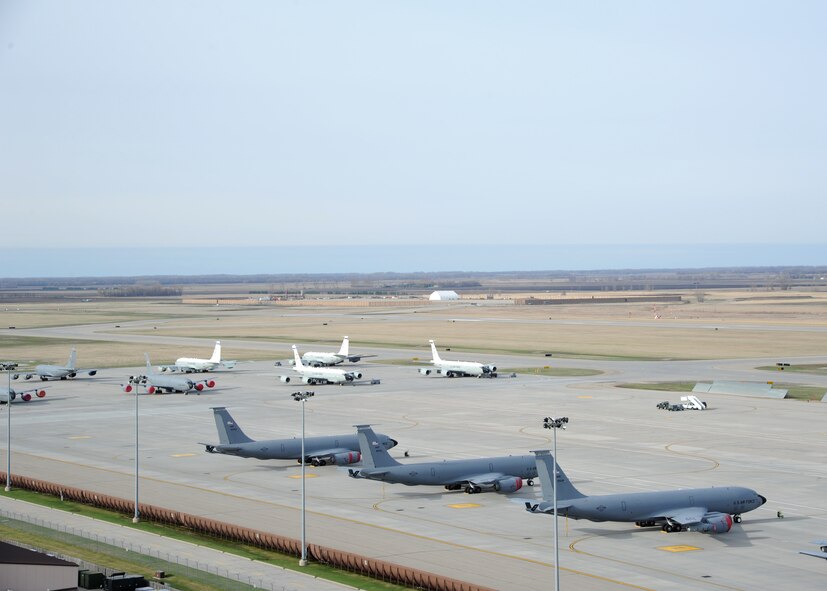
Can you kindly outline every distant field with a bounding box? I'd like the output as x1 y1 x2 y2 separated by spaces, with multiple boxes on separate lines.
2 288 827 363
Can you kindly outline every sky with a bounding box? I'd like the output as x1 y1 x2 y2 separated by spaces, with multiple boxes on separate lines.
1 1 825 276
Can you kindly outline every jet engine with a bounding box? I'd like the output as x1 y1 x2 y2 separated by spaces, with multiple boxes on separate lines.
418 368 432 376
194 383 204 391
147 386 156 394
482 365 497 374
24 374 34 380
332 451 361 465
36 390 46 398
694 513 733 534
88 370 97 376
122 384 133 393
206 380 216 388
21 393 32 402
280 376 292 383
493 477 523 493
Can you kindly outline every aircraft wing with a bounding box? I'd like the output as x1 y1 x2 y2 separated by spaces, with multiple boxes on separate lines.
460 472 508 487
664 507 708 525
159 365 186 373
800 541 827 560
344 354 378 362
307 447 351 458
221 360 237 369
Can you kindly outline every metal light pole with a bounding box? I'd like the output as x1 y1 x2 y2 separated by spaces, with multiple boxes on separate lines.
133 376 140 523
2 363 18 492
543 416 569 591
292 391 314 566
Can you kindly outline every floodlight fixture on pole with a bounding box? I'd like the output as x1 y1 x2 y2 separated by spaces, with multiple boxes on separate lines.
292 391 314 566
542 416 569 591
1 362 18 492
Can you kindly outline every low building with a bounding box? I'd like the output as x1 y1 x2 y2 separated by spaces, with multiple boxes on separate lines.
0 540 78 591
429 290 459 301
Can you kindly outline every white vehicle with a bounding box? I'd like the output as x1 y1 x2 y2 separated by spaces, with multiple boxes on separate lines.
418 340 497 378
297 336 376 367
279 345 363 385
160 341 237 373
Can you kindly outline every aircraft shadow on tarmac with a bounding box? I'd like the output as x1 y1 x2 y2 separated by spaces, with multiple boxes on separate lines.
572 526 763 547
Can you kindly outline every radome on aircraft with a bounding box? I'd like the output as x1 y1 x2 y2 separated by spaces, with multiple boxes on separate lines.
418 340 497 378
292 336 377 367
159 340 237 373
348 424 536 493
279 345 364 385
202 407 397 465
525 450 765 533
122 354 216 394
0 385 47 403
17 347 98 381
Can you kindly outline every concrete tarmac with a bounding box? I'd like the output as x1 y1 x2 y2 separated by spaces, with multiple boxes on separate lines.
1 323 825 590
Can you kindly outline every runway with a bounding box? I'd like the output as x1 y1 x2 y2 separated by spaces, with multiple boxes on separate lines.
2 327 826 590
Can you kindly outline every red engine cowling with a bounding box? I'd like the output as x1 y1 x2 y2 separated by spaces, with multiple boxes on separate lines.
147 386 156 394
494 477 523 493
36 390 46 398
206 380 215 388
122 384 133 393
332 451 361 465
21 393 32 402
195 383 204 391
695 513 733 534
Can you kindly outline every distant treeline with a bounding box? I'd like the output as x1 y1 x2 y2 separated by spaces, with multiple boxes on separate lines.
97 284 182 297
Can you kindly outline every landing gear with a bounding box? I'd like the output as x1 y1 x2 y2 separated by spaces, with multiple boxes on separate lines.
446 371 455 378
733 514 742 523
464 485 482 494
661 523 683 533
527 479 534 486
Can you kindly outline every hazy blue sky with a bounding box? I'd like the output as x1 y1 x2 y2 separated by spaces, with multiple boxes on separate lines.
1 2 825 274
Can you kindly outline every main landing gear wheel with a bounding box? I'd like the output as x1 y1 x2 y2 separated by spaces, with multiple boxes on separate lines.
527 479 534 486
734 515 742 523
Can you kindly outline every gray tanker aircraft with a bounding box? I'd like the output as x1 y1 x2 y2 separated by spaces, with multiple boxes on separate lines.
18 347 98 381
1 385 47 403
418 340 497 378
203 407 397 465
525 450 766 533
348 424 536 493
121 354 216 394
295 336 377 367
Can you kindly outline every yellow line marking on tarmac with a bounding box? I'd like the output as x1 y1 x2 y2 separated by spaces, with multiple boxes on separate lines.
577 395 593 399
67 436 92 440
288 473 319 479
171 453 196 458
447 503 481 509
659 545 701 553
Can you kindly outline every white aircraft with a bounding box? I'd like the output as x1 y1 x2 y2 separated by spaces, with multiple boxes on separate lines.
1 385 47 403
20 347 98 381
159 341 237 373
418 340 497 378
279 345 363 385
296 336 377 367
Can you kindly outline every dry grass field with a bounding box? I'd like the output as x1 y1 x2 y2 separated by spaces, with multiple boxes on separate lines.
1 288 826 366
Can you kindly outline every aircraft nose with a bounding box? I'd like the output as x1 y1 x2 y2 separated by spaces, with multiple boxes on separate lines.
389 438 399 448
759 494 767 505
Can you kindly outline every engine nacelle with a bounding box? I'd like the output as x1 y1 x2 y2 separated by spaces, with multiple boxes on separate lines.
694 513 733 534
21 393 32 402
122 384 133 393
302 376 315 384
25 374 34 380
68 372 77 378
147 386 156 394
88 370 97 376
419 368 432 376
482 365 497 373
206 380 216 388
12 373 19 380
349 371 362 380
493 477 523 493
280 376 292 383
195 383 204 391
36 390 46 398
332 451 361 465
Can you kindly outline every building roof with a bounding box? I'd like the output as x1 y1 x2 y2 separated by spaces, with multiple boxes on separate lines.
0 540 78 567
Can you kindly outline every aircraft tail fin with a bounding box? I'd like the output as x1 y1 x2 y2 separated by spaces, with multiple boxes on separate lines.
338 336 350 357
67 347 77 370
532 450 585 502
356 425 400 469
212 407 253 444
292 345 304 369
209 341 222 364
429 340 442 363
